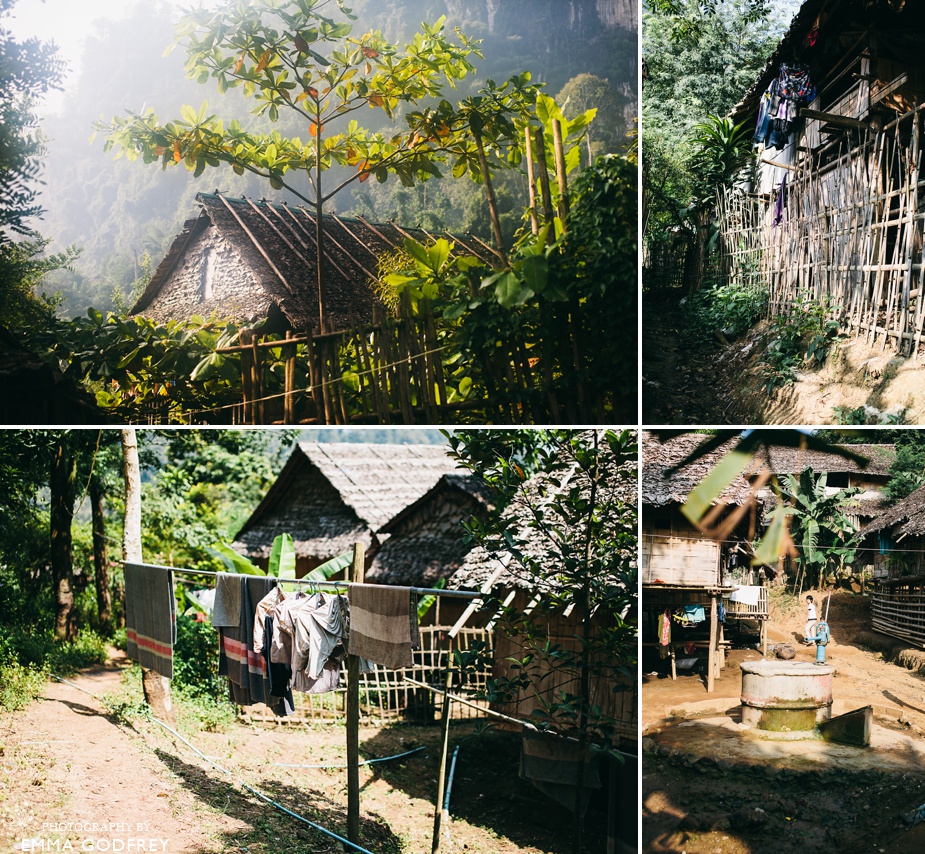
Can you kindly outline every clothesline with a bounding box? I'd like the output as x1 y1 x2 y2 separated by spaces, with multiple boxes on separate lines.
124 561 482 600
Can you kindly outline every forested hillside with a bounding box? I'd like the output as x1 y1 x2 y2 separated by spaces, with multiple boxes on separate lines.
37 0 636 316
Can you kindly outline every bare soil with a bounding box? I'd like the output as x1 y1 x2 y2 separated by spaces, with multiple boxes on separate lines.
643 589 925 853
1 650 608 854
643 287 925 424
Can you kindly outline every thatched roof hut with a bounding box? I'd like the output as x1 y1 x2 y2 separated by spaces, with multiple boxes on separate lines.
233 442 460 572
366 474 493 589
860 483 925 538
450 432 637 593
643 432 894 517
132 192 498 333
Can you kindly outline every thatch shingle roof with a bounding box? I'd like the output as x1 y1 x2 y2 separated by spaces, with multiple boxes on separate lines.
860 483 925 537
133 192 498 332
366 474 493 587
450 431 637 593
642 432 894 507
233 441 460 561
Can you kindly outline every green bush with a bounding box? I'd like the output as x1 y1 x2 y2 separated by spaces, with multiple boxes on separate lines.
0 627 108 677
690 279 768 338
48 630 109 674
172 615 224 700
0 660 47 711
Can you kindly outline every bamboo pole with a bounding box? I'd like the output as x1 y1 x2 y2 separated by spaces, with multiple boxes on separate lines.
347 542 365 845
431 655 454 854
552 119 570 223
534 129 555 233
524 126 539 235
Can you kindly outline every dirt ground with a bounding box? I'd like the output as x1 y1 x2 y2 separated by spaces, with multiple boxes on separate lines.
643 589 925 853
0 651 610 854
642 287 925 425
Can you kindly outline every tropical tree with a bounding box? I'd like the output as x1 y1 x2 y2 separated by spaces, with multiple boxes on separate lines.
779 468 860 590
96 0 537 329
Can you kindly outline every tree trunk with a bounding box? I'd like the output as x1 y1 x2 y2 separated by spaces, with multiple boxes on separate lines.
90 474 112 633
473 130 508 266
50 435 76 642
121 428 175 726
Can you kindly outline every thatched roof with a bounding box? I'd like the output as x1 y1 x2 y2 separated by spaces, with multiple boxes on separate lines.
731 0 925 125
450 432 637 593
366 474 493 587
133 192 498 332
0 327 110 425
860 483 925 537
642 432 894 507
233 442 460 560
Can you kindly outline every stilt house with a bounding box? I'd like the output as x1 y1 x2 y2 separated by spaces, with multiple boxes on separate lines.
861 484 925 647
720 0 925 356
232 442 460 574
642 432 894 689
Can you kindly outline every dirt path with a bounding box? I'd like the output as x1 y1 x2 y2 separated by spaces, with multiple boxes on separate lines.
1 652 606 854
643 591 925 853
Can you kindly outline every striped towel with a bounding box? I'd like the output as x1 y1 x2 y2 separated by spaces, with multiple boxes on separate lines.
217 575 286 714
212 572 243 627
124 563 176 679
347 583 419 669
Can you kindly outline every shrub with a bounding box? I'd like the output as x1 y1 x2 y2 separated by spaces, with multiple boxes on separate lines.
690 279 768 338
0 660 47 711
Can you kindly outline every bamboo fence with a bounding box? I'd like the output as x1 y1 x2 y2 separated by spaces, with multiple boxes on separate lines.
872 577 925 648
240 625 493 727
717 103 925 357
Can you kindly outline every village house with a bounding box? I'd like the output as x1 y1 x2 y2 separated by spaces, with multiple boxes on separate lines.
131 191 497 334
366 473 493 626
641 432 894 688
232 441 460 575
719 0 925 355
860 484 925 648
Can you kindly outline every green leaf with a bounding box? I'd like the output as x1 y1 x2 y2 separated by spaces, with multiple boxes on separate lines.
206 543 263 575
268 533 296 579
304 551 352 582
681 447 753 525
181 104 198 125
494 270 532 309
518 254 547 295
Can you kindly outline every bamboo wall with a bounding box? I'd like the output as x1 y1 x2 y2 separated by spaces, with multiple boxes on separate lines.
718 104 925 357
872 578 925 648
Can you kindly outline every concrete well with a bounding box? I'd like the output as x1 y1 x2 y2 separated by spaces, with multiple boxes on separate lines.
740 660 835 737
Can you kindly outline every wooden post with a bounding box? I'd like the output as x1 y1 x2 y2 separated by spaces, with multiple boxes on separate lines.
431 655 454 854
347 542 365 845
706 593 718 694
283 330 295 424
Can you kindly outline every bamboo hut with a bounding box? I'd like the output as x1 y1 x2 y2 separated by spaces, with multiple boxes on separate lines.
720 0 925 357
233 442 460 574
132 192 496 334
367 473 493 626
861 484 925 647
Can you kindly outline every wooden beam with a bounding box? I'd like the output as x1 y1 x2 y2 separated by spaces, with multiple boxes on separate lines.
870 72 909 106
800 108 870 130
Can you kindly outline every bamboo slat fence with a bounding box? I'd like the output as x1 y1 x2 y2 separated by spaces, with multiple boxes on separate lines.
872 578 925 648
717 103 925 357
240 625 493 727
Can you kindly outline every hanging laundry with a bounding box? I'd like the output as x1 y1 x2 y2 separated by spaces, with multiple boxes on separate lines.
261 614 295 714
519 728 601 816
658 610 671 660
773 174 788 226
754 63 815 151
124 563 176 679
273 592 332 693
347 583 420 669
212 572 243 628
216 574 288 715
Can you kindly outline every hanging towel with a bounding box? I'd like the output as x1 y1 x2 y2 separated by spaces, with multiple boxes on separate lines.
519 728 601 816
218 575 286 713
124 563 176 679
212 572 243 627
347 583 420 669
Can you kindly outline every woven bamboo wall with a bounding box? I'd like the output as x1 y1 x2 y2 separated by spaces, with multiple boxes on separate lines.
872 580 925 648
240 625 492 726
718 104 925 358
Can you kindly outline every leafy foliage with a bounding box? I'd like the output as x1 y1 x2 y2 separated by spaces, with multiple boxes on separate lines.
690 277 768 337
884 433 925 501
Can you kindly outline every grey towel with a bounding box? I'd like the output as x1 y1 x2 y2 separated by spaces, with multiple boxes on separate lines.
212 572 243 627
124 563 176 679
347 583 420 669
